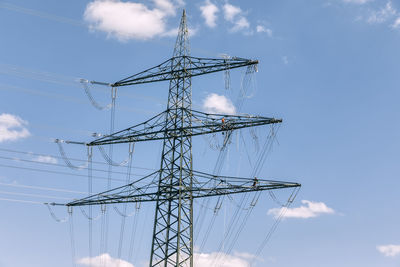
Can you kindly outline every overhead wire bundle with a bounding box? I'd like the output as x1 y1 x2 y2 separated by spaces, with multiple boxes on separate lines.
195 65 258 248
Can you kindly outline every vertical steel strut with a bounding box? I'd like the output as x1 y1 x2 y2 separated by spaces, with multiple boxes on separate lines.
149 10 194 267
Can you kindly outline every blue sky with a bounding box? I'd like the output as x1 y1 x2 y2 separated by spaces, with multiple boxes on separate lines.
0 0 400 266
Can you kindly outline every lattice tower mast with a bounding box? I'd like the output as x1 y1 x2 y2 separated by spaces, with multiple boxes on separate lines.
150 10 193 267
51 10 300 267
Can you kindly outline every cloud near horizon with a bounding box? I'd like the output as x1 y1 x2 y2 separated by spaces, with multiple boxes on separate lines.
268 200 335 219
195 252 253 267
0 113 30 143
77 254 134 267
78 252 253 267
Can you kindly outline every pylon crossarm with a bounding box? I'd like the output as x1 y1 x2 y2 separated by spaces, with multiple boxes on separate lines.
48 169 300 207
112 56 258 87
87 110 167 146
47 170 161 207
86 109 281 146
191 170 300 199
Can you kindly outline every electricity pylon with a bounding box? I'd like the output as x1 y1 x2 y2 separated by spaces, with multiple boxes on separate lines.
53 10 300 267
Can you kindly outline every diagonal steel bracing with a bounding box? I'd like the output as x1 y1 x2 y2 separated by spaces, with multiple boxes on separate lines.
53 9 300 267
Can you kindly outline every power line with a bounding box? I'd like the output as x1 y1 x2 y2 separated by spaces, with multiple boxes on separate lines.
0 147 155 171
0 181 86 194
0 190 72 200
0 197 43 205
0 83 156 115
0 162 127 182
0 2 85 27
0 154 147 177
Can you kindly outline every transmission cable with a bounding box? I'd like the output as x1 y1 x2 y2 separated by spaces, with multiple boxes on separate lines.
97 146 130 167
68 207 77 267
0 147 155 171
87 147 93 267
101 87 118 266
79 206 103 221
116 143 134 267
0 154 144 177
56 140 88 170
0 162 127 182
211 126 277 266
0 197 43 204
127 205 140 263
196 66 257 246
80 79 111 111
45 203 68 223
0 190 71 201
250 187 300 266
0 181 86 195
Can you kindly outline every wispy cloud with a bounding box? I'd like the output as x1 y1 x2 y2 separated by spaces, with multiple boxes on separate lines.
77 254 134 267
0 113 30 143
377 245 400 257
268 200 335 219
32 155 58 164
367 1 396 24
392 17 400 28
199 2 268 34
343 0 370 4
256 25 272 37
200 0 219 28
223 3 250 32
203 93 236 115
340 0 400 30
84 0 183 41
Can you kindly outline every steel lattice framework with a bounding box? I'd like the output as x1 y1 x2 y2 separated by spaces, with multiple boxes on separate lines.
52 10 300 267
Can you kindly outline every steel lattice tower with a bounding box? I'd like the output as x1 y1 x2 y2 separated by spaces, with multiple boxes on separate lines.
51 10 300 267
150 11 193 266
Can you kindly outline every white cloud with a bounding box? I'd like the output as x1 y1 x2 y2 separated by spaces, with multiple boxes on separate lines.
268 200 335 219
33 155 58 164
194 252 251 267
392 17 400 28
367 1 396 24
0 113 30 143
256 25 272 37
377 245 400 257
203 93 236 115
77 254 134 267
343 0 370 4
78 252 256 267
200 0 219 28
232 17 250 31
153 0 177 15
84 0 183 41
223 3 241 22
223 3 250 32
